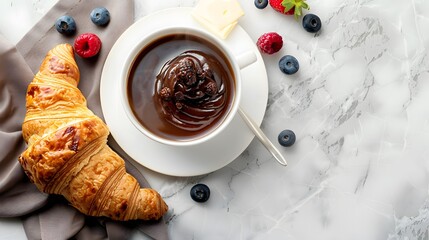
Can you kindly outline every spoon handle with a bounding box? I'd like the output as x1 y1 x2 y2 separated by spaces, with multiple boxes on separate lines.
238 107 287 166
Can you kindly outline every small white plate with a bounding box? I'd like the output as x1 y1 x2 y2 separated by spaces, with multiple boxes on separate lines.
100 7 268 176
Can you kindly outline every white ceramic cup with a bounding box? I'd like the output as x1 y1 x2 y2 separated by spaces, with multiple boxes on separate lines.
121 26 256 146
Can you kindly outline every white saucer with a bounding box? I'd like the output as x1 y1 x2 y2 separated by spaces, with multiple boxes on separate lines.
100 7 268 176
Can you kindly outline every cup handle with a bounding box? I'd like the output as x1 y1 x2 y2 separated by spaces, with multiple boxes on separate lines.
235 51 257 70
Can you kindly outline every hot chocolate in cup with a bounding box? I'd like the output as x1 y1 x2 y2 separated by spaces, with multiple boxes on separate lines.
121 26 256 146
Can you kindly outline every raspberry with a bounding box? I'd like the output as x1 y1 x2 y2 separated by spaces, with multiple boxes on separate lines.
73 33 102 58
160 87 172 100
178 58 197 85
204 81 217 96
256 32 283 54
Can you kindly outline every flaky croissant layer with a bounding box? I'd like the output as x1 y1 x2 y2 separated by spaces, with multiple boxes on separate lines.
18 44 168 221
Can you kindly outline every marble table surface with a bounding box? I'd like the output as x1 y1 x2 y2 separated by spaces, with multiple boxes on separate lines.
1 0 429 239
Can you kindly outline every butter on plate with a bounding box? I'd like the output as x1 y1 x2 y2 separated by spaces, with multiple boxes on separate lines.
191 0 244 39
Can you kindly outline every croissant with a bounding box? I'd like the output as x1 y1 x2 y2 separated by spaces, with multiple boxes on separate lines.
18 43 168 221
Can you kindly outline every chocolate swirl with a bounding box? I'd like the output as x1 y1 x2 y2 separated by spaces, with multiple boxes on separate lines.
154 50 231 132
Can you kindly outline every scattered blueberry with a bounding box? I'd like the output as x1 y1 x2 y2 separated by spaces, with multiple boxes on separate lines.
190 184 210 203
254 0 269 9
302 14 322 33
55 15 76 35
90 7 110 26
279 55 299 75
278 130 296 147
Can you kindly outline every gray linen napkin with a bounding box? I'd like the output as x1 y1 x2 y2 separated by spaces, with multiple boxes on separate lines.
0 0 169 239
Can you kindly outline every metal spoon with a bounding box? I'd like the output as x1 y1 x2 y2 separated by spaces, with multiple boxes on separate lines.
238 107 287 166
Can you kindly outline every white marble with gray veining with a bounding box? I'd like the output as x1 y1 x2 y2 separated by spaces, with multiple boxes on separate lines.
1 0 429 239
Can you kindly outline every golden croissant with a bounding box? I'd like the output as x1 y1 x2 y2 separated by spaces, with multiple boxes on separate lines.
18 44 168 221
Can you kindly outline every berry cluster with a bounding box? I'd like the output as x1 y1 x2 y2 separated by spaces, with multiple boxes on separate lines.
54 7 110 58
253 0 322 147
255 0 322 78
254 0 322 33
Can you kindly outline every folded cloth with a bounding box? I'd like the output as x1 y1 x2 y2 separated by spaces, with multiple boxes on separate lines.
0 0 169 239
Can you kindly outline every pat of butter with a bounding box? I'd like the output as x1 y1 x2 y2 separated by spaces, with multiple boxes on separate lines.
192 0 244 39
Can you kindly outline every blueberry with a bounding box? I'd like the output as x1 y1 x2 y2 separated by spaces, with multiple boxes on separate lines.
254 0 269 9
278 130 296 147
90 7 110 26
190 184 210 202
279 55 299 75
55 15 76 35
302 14 322 33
